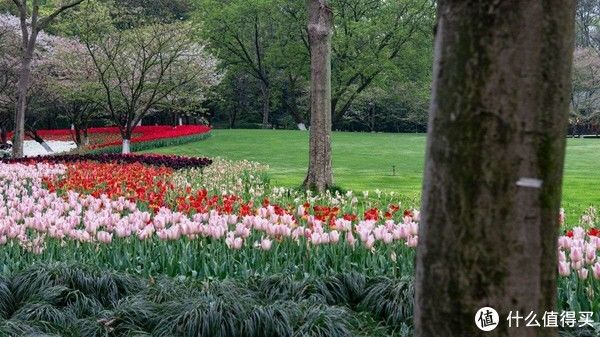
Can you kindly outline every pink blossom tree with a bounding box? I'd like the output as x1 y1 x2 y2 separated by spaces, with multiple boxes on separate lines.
9 0 85 158
571 47 600 135
0 13 67 150
43 36 103 147
84 22 222 153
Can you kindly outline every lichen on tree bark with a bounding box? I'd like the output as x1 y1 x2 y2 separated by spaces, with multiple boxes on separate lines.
415 1 576 337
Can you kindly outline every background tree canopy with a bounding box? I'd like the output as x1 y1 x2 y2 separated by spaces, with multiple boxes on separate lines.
191 0 435 131
1 0 435 133
2 0 598 134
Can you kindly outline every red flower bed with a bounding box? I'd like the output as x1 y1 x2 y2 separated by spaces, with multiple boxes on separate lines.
45 161 175 211
90 125 211 149
10 125 211 148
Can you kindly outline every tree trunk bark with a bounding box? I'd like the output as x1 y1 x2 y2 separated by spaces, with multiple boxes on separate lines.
414 2 576 337
303 0 333 192
12 55 33 158
121 126 132 154
260 81 270 129
73 124 82 147
82 128 89 146
0 125 7 145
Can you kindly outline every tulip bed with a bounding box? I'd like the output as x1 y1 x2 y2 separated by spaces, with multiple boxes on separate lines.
0 158 418 279
12 125 212 153
0 156 599 335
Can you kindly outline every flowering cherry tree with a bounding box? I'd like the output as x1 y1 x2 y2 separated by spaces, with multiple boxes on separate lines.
84 23 222 154
571 47 600 134
10 0 85 158
44 36 102 147
0 13 71 151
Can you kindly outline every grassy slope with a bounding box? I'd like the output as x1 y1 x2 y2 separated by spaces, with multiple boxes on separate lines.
147 129 600 221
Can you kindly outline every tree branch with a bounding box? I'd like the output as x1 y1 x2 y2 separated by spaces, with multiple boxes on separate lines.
38 0 85 29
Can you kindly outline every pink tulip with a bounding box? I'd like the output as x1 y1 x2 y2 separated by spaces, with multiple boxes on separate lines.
97 231 113 244
558 250 566 262
345 231 356 246
558 261 571 276
233 237 243 249
413 210 420 222
573 227 586 240
570 246 583 262
311 232 321 245
586 244 597 264
407 235 418 248
578 268 589 280
329 230 340 244
260 238 272 251
593 263 600 280
408 222 419 236
558 236 571 249
365 235 375 250
383 232 393 244
397 224 409 239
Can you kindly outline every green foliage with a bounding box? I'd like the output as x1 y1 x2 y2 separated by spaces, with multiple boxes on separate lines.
0 264 415 337
0 229 415 280
193 0 434 130
0 264 593 337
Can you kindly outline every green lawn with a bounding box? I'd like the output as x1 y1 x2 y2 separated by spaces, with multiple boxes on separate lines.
147 129 600 221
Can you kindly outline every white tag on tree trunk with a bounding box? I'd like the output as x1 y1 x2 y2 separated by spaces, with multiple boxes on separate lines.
516 177 543 188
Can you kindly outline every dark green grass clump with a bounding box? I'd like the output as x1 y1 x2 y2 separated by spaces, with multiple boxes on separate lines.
0 264 414 337
0 263 597 336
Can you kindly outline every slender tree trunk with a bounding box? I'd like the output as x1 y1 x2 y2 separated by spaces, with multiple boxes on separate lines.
304 0 333 192
229 108 237 128
121 126 132 154
260 81 270 129
13 54 33 158
0 125 7 145
414 2 576 337
74 126 82 147
82 128 89 146
26 127 53 153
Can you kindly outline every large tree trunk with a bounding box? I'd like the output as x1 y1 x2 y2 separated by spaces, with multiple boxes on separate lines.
414 2 576 337
304 0 333 192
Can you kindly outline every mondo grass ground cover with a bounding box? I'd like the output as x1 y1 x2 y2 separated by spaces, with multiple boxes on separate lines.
149 129 600 221
0 264 597 337
0 264 414 337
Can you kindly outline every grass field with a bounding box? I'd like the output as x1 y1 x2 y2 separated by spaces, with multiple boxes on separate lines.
148 129 600 222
